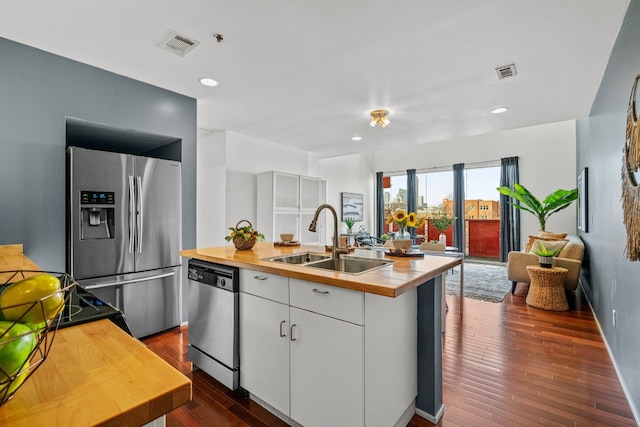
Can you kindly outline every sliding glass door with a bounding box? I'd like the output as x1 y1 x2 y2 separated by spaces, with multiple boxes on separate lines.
464 166 500 259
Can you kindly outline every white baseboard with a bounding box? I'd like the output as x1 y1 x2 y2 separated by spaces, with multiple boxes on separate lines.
582 285 640 425
415 404 445 424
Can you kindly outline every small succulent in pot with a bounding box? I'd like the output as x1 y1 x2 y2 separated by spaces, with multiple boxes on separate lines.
531 242 560 268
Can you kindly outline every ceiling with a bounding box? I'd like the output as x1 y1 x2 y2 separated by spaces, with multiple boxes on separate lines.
0 1 630 159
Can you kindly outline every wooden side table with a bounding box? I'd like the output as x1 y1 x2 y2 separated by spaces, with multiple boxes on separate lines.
526 265 569 311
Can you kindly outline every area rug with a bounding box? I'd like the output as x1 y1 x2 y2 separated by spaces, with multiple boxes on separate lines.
445 261 510 303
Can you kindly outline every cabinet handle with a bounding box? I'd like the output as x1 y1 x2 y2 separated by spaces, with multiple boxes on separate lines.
253 275 269 281
279 320 286 337
312 288 329 295
290 324 297 341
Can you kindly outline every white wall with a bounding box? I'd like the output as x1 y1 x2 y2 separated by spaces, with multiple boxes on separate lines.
373 120 578 241
196 121 577 247
196 131 227 247
310 153 375 242
225 131 310 232
196 131 312 247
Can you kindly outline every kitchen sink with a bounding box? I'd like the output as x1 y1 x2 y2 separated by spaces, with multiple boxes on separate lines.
263 253 393 275
304 257 394 275
264 252 331 265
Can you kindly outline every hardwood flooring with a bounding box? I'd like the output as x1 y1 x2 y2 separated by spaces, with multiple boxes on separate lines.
142 283 636 426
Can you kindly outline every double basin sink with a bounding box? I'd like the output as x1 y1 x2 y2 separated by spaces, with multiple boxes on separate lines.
263 252 393 275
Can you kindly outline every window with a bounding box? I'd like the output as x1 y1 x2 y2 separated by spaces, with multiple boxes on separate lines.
382 174 408 234
464 166 500 220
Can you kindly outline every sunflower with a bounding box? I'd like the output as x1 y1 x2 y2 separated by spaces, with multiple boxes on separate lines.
385 214 395 225
407 212 417 227
394 209 407 223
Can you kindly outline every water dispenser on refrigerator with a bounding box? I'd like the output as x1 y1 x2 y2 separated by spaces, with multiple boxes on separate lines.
80 190 115 240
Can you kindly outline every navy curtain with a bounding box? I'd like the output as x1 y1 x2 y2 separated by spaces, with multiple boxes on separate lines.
376 172 384 237
407 169 416 240
499 156 520 261
452 163 465 252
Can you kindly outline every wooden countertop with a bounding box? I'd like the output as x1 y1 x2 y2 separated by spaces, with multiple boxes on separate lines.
181 242 462 297
0 245 192 426
0 245 40 282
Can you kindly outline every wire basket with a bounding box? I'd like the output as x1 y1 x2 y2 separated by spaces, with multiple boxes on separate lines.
0 270 77 405
231 220 258 250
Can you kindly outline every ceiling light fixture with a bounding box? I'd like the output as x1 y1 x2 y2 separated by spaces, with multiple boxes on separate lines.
491 107 508 114
370 110 390 128
199 78 218 87
352 136 362 141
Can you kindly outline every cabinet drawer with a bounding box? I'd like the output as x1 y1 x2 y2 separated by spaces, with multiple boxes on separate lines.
240 269 289 304
290 279 364 325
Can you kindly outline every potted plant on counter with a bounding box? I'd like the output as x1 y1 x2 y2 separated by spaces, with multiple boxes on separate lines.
344 217 357 234
225 220 265 250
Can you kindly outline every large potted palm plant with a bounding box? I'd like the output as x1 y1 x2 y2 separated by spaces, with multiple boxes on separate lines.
496 184 578 231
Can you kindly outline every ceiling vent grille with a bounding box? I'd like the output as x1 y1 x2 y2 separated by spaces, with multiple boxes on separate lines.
495 64 517 80
157 30 200 57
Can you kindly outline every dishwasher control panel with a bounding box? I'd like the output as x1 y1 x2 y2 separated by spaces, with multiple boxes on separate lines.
187 259 239 292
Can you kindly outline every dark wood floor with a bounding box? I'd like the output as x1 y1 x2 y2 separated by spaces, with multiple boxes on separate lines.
142 283 636 426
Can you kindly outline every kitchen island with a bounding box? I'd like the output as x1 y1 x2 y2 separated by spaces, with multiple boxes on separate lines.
181 242 461 426
0 244 191 426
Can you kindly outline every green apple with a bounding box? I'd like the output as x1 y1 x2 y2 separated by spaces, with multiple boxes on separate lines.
0 321 37 398
0 274 64 326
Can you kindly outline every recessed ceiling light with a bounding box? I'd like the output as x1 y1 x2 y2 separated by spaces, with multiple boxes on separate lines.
491 107 508 114
352 136 362 141
199 78 218 87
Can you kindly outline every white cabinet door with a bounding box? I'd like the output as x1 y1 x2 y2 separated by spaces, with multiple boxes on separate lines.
258 171 326 244
289 307 364 427
274 211 300 241
300 175 323 210
239 292 290 416
274 172 299 210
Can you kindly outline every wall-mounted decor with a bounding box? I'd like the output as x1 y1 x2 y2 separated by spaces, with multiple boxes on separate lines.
341 192 363 221
578 167 588 232
622 74 640 261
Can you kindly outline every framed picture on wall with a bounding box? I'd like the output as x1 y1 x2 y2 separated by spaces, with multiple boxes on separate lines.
578 167 588 232
341 192 363 221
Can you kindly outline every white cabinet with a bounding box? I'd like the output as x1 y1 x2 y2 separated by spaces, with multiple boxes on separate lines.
239 268 415 427
239 271 364 426
257 171 326 245
290 307 364 427
239 292 290 416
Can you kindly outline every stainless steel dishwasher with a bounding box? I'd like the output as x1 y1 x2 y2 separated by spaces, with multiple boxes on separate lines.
187 259 239 390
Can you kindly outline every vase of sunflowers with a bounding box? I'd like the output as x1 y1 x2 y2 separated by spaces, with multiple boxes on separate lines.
386 209 423 250
225 220 265 250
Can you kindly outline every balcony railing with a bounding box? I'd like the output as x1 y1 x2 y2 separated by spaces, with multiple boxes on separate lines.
384 219 500 260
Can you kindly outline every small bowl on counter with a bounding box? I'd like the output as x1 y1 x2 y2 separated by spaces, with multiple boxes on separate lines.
280 233 294 243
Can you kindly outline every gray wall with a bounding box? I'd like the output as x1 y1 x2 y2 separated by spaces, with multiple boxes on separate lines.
0 38 196 321
576 0 640 418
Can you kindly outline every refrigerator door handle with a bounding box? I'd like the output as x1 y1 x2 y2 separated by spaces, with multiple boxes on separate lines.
128 175 136 254
136 176 143 254
84 271 176 290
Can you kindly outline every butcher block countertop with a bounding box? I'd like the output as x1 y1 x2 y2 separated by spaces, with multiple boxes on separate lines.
181 242 461 298
0 244 191 426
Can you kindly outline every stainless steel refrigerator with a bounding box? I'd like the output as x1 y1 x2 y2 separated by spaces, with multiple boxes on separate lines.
67 146 181 338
